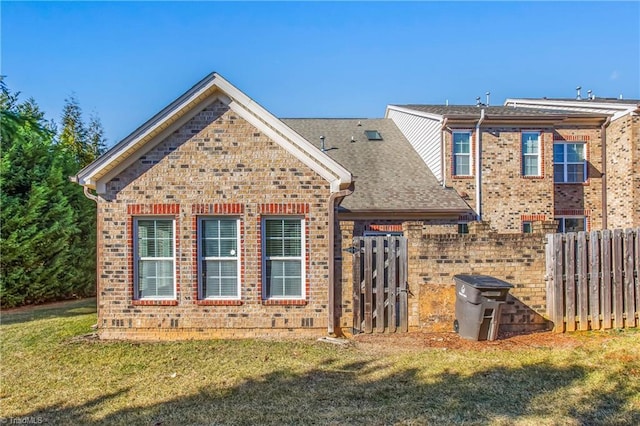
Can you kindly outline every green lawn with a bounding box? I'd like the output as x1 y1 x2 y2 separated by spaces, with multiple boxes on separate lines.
1 298 639 425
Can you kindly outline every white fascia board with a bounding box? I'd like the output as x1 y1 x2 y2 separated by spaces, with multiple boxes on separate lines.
77 75 219 187
94 95 228 192
214 74 352 190
504 98 637 112
385 105 444 121
228 101 343 192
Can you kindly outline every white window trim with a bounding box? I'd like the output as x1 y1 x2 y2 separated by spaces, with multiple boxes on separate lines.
133 217 176 300
553 142 587 183
452 130 473 176
198 217 242 300
522 221 533 233
261 217 306 300
522 131 542 177
556 216 587 233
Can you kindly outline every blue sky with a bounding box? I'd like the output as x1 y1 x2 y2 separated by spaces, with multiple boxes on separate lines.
2 1 639 145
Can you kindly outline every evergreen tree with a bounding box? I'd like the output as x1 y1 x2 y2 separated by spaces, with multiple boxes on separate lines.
0 80 105 307
1 88 79 305
86 112 107 161
59 95 90 166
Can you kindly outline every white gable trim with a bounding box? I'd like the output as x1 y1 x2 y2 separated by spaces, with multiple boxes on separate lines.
228 101 344 192
385 105 445 121
94 95 230 191
75 73 352 193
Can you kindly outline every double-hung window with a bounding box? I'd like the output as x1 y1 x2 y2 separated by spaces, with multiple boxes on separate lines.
553 143 586 183
263 218 304 299
453 131 472 176
199 218 240 299
557 217 586 233
134 218 175 299
522 132 541 176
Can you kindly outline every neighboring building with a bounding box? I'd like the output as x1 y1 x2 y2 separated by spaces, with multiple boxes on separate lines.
504 97 640 229
386 101 639 233
73 73 470 340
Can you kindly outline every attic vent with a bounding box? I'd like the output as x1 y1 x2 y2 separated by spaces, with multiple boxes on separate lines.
364 130 382 141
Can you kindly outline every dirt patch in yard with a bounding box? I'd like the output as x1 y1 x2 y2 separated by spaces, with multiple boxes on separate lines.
351 329 622 353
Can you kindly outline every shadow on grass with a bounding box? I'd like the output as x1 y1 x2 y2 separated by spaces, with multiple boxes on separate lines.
0 298 97 326
16 359 639 425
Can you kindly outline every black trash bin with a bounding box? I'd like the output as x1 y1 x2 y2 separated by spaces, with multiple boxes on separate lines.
453 274 513 341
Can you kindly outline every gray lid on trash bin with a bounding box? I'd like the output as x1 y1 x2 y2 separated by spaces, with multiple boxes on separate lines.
453 274 514 289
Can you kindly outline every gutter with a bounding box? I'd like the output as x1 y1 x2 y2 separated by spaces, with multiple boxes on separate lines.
327 185 354 336
475 109 485 220
601 116 611 229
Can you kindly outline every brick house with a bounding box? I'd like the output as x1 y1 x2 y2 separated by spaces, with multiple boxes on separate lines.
387 100 639 233
73 73 470 339
503 96 640 229
75 73 638 339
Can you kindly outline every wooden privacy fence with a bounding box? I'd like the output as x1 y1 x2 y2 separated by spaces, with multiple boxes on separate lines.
546 228 639 332
352 236 408 333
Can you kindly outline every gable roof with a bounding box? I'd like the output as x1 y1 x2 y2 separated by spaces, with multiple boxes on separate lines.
283 118 470 215
74 73 352 193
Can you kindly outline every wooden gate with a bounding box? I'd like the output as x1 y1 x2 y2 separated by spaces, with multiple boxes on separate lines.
352 236 408 333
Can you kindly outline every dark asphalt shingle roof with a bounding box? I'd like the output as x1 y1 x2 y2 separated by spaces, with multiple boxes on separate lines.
283 118 470 214
393 104 609 118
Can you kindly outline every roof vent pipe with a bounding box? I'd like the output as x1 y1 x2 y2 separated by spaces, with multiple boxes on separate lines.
485 91 490 106
476 97 481 107
587 90 593 100
576 86 582 100
619 94 623 100
320 135 326 152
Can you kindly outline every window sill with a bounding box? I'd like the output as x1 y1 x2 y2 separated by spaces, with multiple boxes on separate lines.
262 299 308 306
452 175 474 179
132 299 178 306
197 300 243 306
521 175 544 180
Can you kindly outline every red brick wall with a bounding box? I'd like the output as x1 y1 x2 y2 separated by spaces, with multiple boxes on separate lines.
606 114 640 228
97 100 332 340
337 220 554 336
444 125 604 232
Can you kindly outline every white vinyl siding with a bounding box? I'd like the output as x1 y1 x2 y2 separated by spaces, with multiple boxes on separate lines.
522 132 541 176
453 131 472 176
134 218 175 299
553 143 586 183
387 108 442 181
199 218 240 299
263 218 304 299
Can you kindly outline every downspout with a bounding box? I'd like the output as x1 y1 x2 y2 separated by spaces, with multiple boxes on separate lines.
327 184 354 336
81 184 100 329
440 118 449 187
83 185 99 203
601 116 611 229
475 109 486 220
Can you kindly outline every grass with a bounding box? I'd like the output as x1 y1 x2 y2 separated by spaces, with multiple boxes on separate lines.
1 299 639 425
